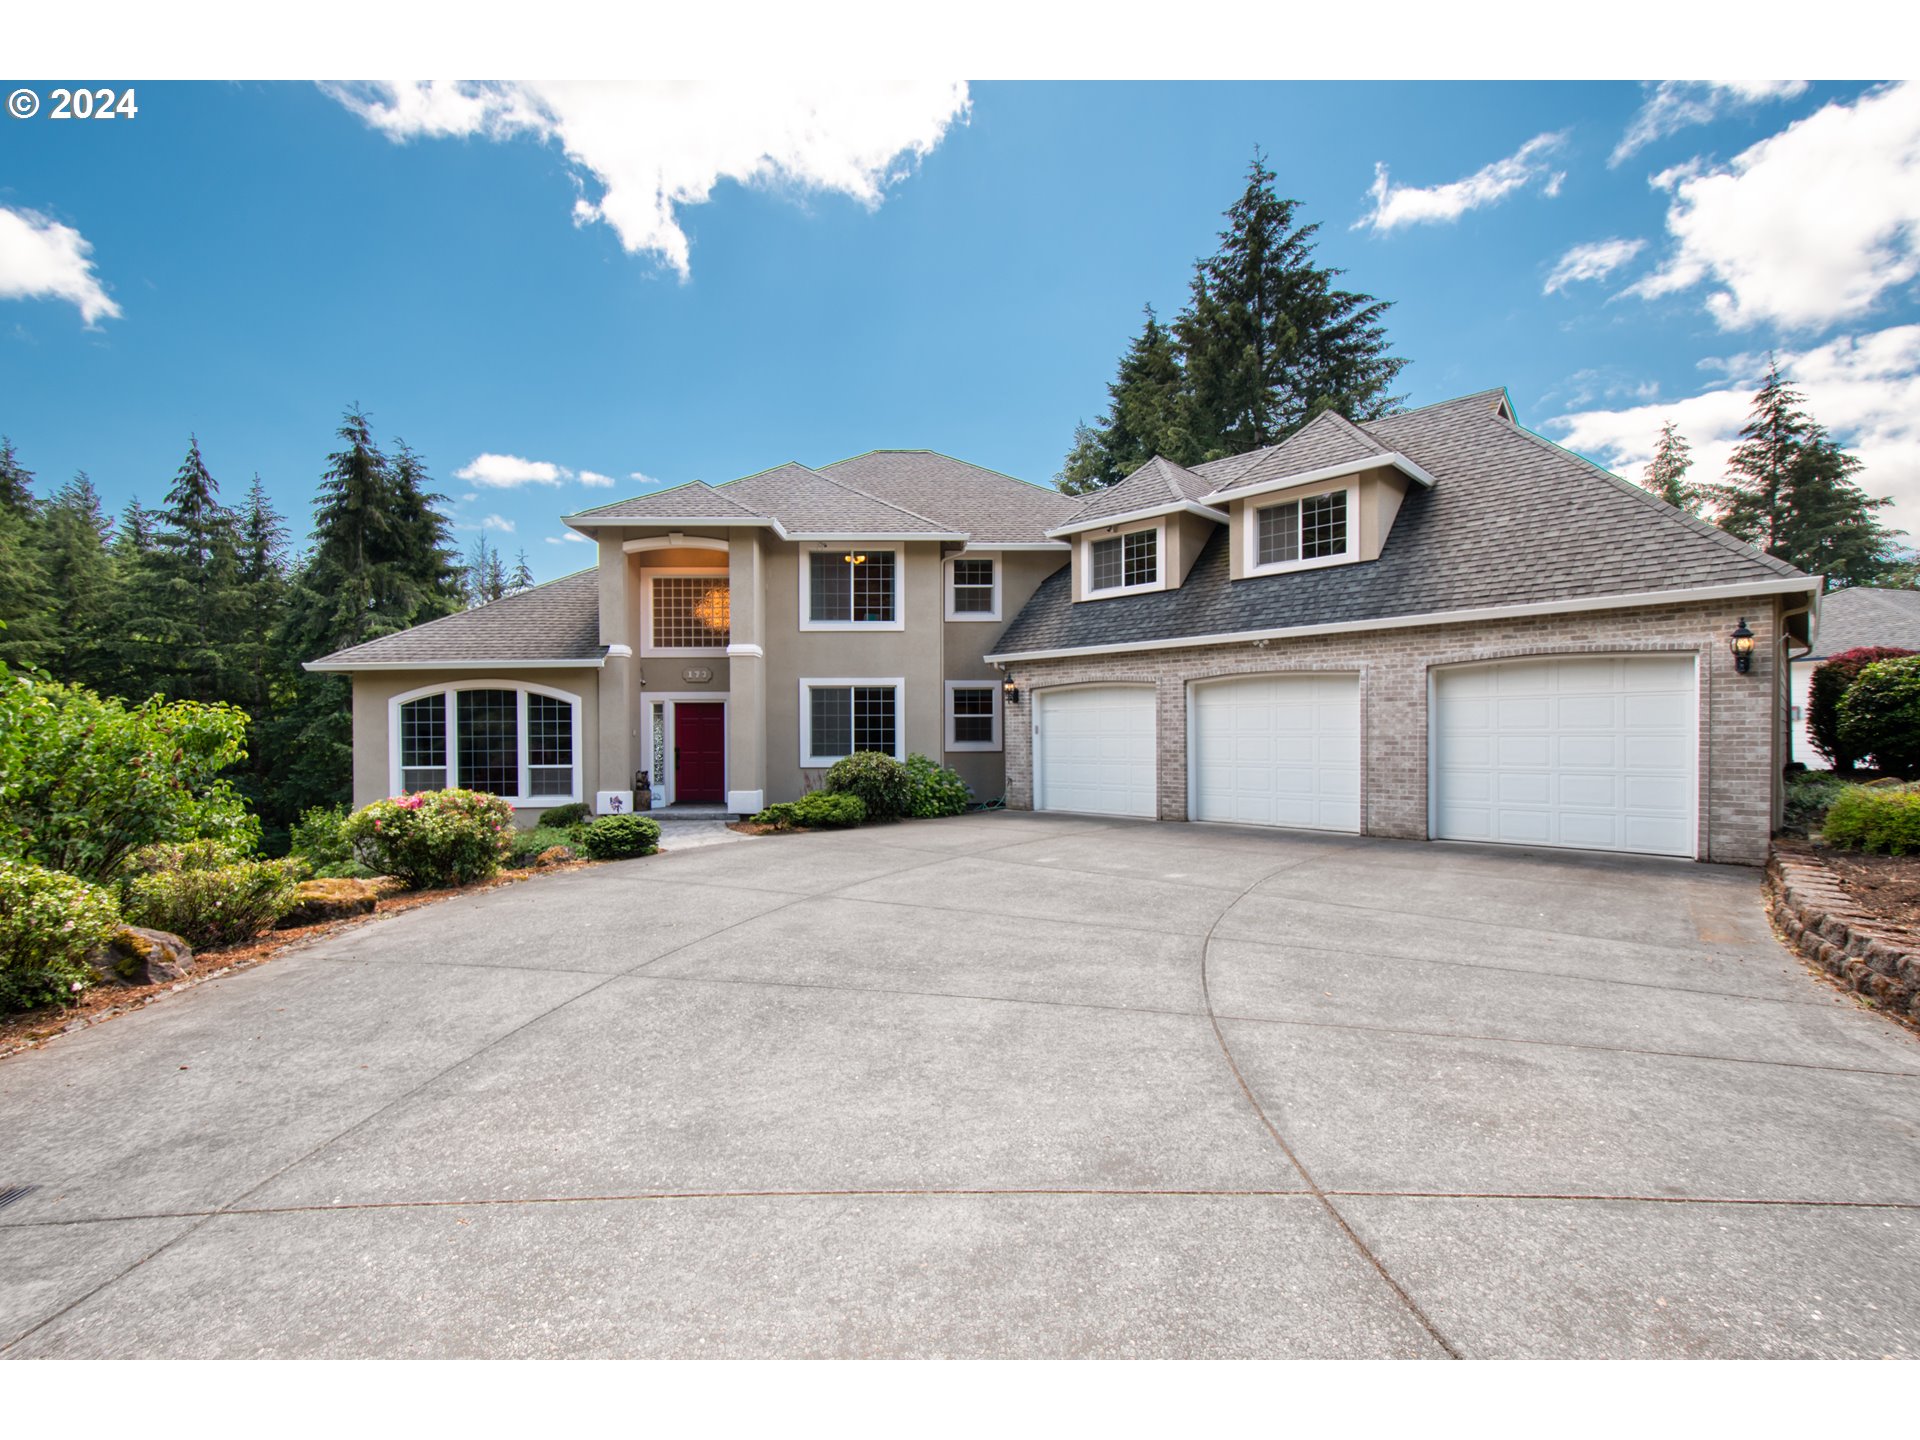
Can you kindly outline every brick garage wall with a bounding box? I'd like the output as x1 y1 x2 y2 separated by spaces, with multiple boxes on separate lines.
1002 596 1786 865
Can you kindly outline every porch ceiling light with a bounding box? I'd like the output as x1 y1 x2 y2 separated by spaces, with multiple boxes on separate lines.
1730 617 1755 674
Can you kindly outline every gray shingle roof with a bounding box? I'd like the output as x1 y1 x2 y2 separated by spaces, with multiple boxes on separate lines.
308 569 603 669
1804 587 1920 661
991 390 1809 659
820 450 1077 544
567 481 764 523
1200 411 1393 496
721 462 960 537
1057 455 1215 530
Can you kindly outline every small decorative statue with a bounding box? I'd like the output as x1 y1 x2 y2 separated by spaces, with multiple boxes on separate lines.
635 770 653 811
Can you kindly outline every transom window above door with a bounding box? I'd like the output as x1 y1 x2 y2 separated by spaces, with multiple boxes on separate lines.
805 549 900 629
648 574 731 653
1087 527 1159 595
1249 487 1351 573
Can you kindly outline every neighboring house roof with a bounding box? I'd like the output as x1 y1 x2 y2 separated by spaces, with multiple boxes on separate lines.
1800 587 1920 662
1050 455 1221 536
820 449 1078 545
306 569 604 671
990 389 1811 661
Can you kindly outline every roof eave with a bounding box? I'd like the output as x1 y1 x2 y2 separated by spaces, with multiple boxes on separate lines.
1198 452 1436 506
561 515 774 531
303 656 609 673
1045 501 1228 540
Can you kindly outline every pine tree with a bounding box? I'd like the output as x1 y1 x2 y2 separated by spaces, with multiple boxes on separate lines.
1178 152 1406 457
1057 307 1196 493
509 547 535 593
465 533 509 606
126 435 247 703
0 437 37 516
35 471 117 690
1643 421 1698 514
113 494 154 559
0 439 52 669
1708 360 1898 588
238 473 289 586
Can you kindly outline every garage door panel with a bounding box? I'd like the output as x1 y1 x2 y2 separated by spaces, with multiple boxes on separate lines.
1037 687 1156 819
1192 675 1360 834
1434 656 1696 858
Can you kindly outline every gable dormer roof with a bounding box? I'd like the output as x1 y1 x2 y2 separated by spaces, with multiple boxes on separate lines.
1046 455 1225 538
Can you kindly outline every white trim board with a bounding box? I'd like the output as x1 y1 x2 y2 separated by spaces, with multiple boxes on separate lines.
987 576 1822 663
306 657 606 672
1047 500 1225 541
1199 451 1437 506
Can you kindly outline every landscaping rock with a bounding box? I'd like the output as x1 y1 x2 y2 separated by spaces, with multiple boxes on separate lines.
88 926 194 986
275 877 384 928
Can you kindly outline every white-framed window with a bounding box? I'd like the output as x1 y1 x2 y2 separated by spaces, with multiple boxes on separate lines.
641 569 731 655
944 680 1002 752
389 681 583 807
800 677 905 764
945 554 1000 621
800 546 903 631
1081 521 1165 597
1244 484 1355 576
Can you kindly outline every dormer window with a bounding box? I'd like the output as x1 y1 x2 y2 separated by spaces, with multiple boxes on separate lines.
1246 486 1354 576
1087 526 1160 595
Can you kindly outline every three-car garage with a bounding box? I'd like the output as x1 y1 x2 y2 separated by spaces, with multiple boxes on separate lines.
1029 656 1700 859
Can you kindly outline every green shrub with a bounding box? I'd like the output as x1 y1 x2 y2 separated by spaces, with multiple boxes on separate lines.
122 857 301 950
824 751 911 821
1837 656 1920 778
1782 772 1853 835
1810 646 1915 771
753 792 868 829
505 825 586 867
539 801 593 829
341 789 516 889
579 814 661 860
0 857 123 1012
1820 784 1920 854
289 804 354 874
0 675 257 883
903 753 971 818
127 839 247 875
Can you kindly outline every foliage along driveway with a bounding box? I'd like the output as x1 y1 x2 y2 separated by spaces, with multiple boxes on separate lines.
3 812 1918 1358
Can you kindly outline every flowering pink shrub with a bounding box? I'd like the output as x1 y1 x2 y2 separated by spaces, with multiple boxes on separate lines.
340 789 515 889
0 857 122 1011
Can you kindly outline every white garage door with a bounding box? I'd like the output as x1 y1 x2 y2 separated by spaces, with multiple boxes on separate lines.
1432 656 1696 857
1192 675 1361 832
1036 686 1156 818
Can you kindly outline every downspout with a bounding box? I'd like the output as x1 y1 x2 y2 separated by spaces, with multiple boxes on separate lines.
1780 590 1817 770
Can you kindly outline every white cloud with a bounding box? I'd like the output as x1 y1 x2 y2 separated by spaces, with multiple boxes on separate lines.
577 469 615 487
1623 82 1920 330
1610 80 1809 167
628 470 665 486
321 81 970 278
1547 324 1920 533
478 514 516 533
1355 132 1567 232
1544 237 1648 295
545 532 592 546
455 453 571 488
0 206 121 326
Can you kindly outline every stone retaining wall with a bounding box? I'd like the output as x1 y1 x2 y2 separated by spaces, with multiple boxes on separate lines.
1767 846 1920 1023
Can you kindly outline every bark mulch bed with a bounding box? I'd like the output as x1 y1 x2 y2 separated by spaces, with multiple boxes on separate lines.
1812 845 1920 948
0 860 593 1061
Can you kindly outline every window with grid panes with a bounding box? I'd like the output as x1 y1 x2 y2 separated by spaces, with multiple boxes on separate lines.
808 551 895 623
950 685 996 746
950 557 995 613
651 575 730 649
1089 529 1157 591
807 685 898 760
398 696 447 792
455 689 520 796
526 693 574 797
1256 490 1347 566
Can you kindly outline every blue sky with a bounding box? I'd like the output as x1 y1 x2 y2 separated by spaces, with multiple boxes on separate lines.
3 79 1915 580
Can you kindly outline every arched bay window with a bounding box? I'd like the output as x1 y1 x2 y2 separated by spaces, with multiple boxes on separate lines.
390 681 583 806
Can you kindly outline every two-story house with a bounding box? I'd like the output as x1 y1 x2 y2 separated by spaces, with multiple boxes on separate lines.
309 389 1820 863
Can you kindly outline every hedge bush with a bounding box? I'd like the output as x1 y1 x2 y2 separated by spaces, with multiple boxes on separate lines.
1837 655 1920 779
903 753 971 818
1820 783 1920 854
539 801 594 830
122 856 302 950
0 857 123 1012
579 814 661 860
1810 646 1915 771
289 804 355 875
824 751 911 821
341 789 516 889
752 792 867 830
0 675 256 883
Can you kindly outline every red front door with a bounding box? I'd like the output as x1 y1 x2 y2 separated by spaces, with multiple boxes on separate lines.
673 702 725 804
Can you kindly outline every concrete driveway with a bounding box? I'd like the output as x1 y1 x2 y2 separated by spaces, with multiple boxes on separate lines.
4 812 1917 1359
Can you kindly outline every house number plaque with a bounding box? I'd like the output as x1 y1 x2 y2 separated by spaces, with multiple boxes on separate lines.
682 666 713 684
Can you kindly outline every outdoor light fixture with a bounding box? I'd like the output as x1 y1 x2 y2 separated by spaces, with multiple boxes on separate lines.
842 552 867 565
1003 672 1021 705
1730 617 1755 674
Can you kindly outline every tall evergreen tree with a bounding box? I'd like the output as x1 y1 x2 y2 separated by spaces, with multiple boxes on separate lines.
36 472 117 690
0 437 37 516
1056 153 1408 491
112 494 154 559
465 533 509 605
509 547 535 593
1057 307 1195 493
0 440 52 669
1643 421 1699 514
238 473 290 585
1708 360 1897 588
124 435 247 703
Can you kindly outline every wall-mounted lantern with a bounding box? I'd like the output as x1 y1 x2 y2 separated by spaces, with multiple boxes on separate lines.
1729 617 1756 674
1003 672 1021 705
